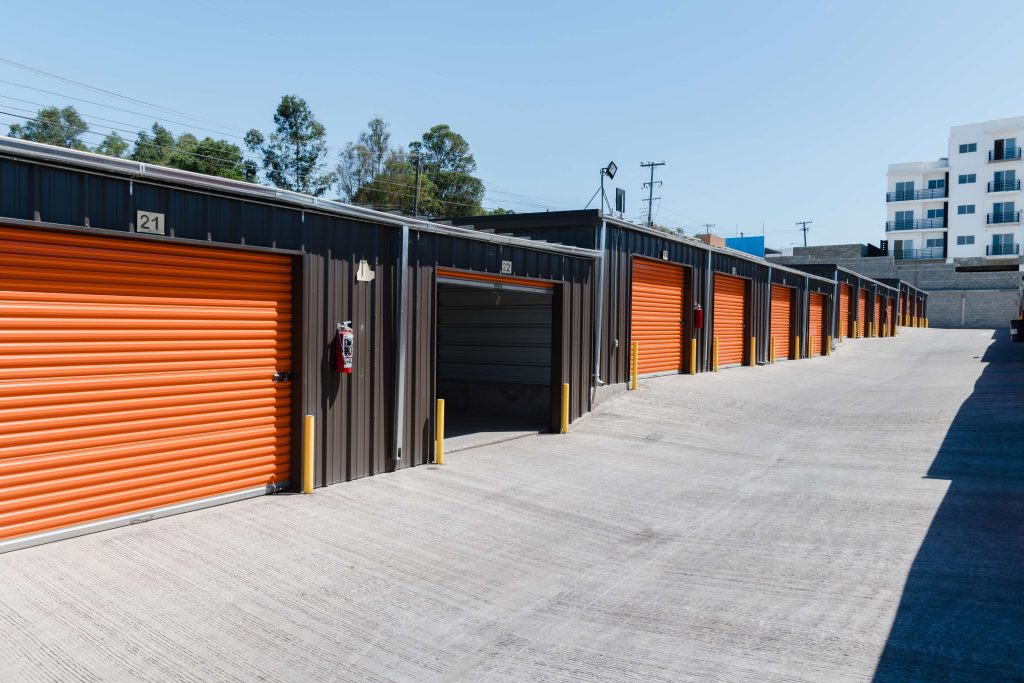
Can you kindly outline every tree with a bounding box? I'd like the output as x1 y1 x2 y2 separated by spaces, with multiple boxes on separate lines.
337 117 393 201
8 106 89 150
408 124 484 218
94 131 129 158
128 123 250 181
245 95 336 196
129 123 176 165
350 147 439 215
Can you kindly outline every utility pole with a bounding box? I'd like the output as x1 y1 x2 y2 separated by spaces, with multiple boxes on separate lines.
413 155 424 217
795 220 812 247
702 223 716 237
641 161 665 227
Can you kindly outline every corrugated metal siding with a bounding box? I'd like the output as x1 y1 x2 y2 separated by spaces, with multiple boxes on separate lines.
714 273 747 366
630 258 685 374
0 156 596 495
436 285 553 385
0 224 292 543
770 284 793 360
606 225 706 382
809 293 825 356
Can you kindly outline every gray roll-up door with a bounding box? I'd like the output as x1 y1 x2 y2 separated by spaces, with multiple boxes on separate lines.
436 283 553 386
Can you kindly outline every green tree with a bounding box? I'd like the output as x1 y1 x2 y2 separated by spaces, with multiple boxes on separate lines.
129 123 176 165
245 95 335 196
337 117 393 200
408 124 484 218
7 106 89 150
351 148 438 215
128 123 250 181
94 131 129 158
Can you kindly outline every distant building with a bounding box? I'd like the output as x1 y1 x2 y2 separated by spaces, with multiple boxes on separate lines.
886 115 1024 269
725 235 765 258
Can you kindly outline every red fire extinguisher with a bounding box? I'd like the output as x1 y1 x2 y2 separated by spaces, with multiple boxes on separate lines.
335 322 354 374
693 303 704 329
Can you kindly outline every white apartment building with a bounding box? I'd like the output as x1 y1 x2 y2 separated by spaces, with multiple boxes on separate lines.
885 115 1024 267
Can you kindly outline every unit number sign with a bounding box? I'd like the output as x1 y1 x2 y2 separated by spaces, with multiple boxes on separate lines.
137 211 166 235
501 260 512 274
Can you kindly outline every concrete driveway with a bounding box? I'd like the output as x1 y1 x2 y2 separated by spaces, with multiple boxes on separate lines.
2 328 1022 682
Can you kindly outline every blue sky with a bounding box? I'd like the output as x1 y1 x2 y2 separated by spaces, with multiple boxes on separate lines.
4 1 1024 248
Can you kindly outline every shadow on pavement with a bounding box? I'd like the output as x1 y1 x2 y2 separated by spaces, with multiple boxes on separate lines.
873 329 1024 681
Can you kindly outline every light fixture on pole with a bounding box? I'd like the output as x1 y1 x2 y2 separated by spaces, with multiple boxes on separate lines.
585 161 618 214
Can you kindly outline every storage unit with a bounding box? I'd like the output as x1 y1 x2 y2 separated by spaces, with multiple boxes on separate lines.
839 284 851 339
808 292 826 356
714 273 747 366
874 294 882 337
0 226 293 544
0 138 600 552
630 258 686 375
769 284 794 360
858 289 868 338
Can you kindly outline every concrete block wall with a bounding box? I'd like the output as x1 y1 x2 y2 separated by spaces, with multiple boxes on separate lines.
768 253 1022 329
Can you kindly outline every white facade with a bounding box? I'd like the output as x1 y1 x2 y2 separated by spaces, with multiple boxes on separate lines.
885 116 1024 266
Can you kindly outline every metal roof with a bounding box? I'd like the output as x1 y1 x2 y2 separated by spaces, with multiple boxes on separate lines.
0 138 601 260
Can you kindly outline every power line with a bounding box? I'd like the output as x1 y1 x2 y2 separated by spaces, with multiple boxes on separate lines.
640 161 665 227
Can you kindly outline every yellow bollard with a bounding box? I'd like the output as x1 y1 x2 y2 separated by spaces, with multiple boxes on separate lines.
770 336 775 364
630 341 639 390
690 338 697 375
302 414 314 494
827 335 832 356
749 337 756 367
795 335 800 360
713 336 719 372
435 399 445 465
561 383 569 434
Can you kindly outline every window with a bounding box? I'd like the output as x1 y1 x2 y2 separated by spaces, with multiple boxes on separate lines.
957 204 976 215
893 181 914 200
926 208 945 219
927 178 945 189
894 210 913 228
993 169 1017 191
959 143 977 153
925 237 945 248
958 174 976 184
956 235 975 245
993 233 1014 247
895 239 913 250
994 201 1015 213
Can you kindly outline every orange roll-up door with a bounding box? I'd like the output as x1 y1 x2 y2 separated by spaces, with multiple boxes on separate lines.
630 258 685 375
874 294 881 336
809 293 825 356
714 273 746 367
888 299 895 334
0 226 293 544
839 284 850 338
858 290 867 337
770 284 793 360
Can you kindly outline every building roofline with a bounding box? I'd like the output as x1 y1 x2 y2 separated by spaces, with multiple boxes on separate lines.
0 138 601 260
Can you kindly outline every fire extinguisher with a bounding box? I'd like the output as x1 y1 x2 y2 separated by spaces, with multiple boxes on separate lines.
693 303 704 329
335 322 354 374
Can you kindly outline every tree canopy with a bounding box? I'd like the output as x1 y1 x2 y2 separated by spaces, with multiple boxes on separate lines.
246 95 336 196
7 106 89 150
408 124 485 218
127 123 251 181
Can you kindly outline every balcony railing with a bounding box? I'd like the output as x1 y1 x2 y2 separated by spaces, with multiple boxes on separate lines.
894 248 944 260
986 211 1021 224
885 187 947 202
885 218 945 231
989 147 1022 162
988 179 1021 192
986 243 1020 256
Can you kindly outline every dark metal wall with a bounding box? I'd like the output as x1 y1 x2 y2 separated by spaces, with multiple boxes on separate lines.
0 155 596 490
